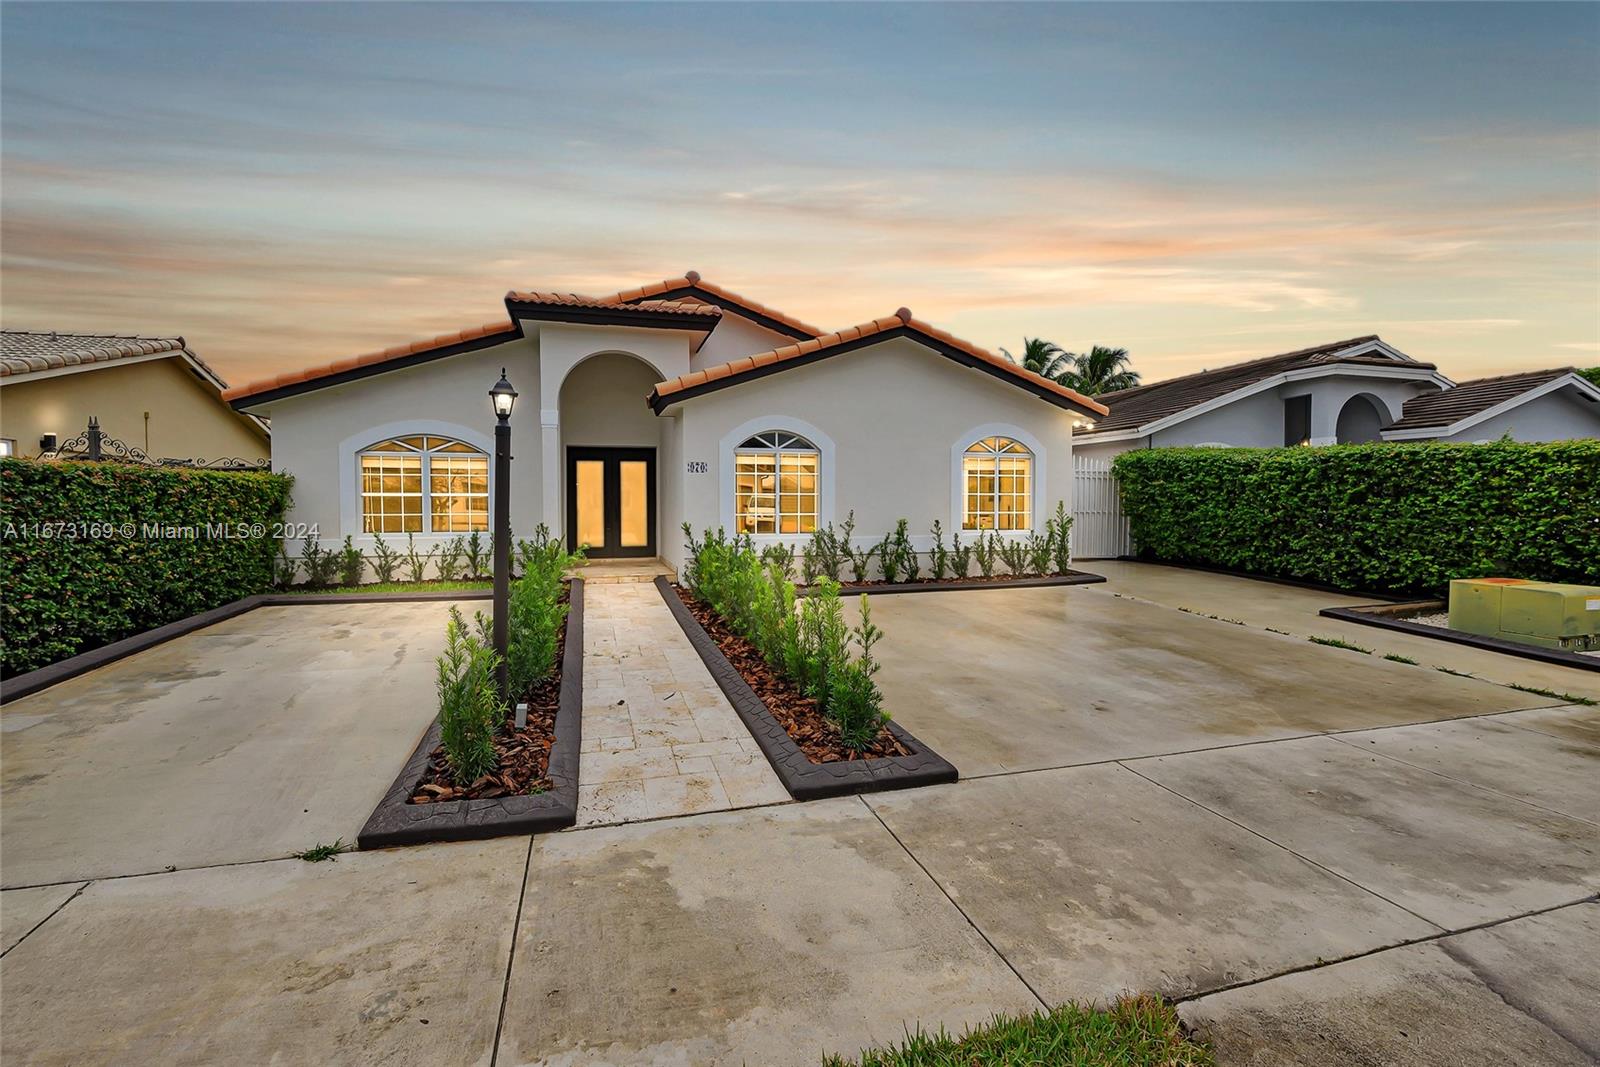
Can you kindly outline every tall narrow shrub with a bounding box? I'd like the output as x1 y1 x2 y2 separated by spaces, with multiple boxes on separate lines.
437 607 502 783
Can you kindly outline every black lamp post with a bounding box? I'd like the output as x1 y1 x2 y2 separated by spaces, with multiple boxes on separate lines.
489 369 518 701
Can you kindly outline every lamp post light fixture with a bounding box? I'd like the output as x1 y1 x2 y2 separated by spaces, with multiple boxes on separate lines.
489 369 518 701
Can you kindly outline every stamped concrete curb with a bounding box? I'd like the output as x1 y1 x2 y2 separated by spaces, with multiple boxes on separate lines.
1 587 495 705
655 576 958 800
357 580 584 849
800 571 1105 597
1321 602 1600 673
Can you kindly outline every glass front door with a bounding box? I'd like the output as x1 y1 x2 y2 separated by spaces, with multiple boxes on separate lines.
565 447 656 557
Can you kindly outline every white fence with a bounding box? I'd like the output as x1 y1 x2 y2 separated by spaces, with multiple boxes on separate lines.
1072 456 1132 559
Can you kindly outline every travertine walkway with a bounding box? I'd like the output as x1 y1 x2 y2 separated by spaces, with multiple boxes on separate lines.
577 582 787 826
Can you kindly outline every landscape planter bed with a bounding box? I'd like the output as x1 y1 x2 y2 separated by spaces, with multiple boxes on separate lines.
800 571 1105 597
1117 556 1413 602
0 586 494 705
357 580 585 848
655 575 957 799
1320 600 1600 673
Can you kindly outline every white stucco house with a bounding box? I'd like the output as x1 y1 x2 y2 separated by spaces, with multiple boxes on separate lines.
225 273 1108 574
1073 336 1600 459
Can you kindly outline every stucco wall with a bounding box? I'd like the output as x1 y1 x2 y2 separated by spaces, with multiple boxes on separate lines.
1433 387 1600 443
663 336 1078 569
253 336 541 560
691 312 798 369
1 357 268 462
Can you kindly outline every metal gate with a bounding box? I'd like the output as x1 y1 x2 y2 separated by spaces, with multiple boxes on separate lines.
1072 456 1131 559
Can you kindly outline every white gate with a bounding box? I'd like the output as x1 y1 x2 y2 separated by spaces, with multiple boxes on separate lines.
1072 456 1131 559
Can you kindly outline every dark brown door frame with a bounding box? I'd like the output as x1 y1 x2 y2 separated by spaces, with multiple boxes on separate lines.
565 446 657 558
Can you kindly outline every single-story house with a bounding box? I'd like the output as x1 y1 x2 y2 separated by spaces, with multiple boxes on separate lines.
224 273 1107 572
0 330 269 463
1073 336 1600 459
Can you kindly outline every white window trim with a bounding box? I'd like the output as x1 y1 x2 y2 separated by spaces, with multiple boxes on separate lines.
718 415 835 542
950 423 1046 537
338 419 495 540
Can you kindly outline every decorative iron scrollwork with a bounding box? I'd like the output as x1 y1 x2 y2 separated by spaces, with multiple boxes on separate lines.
37 417 269 471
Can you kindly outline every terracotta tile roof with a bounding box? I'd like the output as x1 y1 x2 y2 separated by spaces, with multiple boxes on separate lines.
1 330 194 378
1079 336 1437 436
649 308 1110 418
504 291 722 318
602 271 825 339
223 320 518 403
1385 367 1582 432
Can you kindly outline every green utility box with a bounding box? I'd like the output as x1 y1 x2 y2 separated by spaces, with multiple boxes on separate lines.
1449 578 1600 651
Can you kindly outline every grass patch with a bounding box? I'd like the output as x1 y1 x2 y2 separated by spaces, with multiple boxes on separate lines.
1506 684 1598 706
279 579 492 596
823 995 1212 1067
1435 666 1474 678
1382 653 1419 665
1308 636 1372 654
292 839 350 862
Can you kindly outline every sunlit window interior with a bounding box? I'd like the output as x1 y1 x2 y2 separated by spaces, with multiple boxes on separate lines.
359 435 488 534
734 430 818 534
962 436 1032 530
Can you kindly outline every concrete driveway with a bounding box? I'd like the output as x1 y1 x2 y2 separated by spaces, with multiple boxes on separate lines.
2 570 1597 1065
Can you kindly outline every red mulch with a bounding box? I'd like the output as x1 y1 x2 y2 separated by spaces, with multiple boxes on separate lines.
673 585 907 764
409 610 567 805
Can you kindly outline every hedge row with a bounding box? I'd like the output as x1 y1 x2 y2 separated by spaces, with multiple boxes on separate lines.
1113 441 1600 596
1 458 293 676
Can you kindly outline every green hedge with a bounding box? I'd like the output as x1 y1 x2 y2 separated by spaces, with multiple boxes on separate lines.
1 459 293 676
1113 441 1600 596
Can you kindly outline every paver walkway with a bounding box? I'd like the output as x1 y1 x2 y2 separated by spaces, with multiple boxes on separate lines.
577 582 787 826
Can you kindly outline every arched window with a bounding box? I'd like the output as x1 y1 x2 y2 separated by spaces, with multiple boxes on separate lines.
734 430 818 534
962 436 1033 531
359 435 488 534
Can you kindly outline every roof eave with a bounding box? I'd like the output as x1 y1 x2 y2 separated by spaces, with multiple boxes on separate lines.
616 284 820 340
504 298 721 332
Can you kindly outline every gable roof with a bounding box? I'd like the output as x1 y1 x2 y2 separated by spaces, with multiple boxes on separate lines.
1080 336 1438 438
504 290 723 331
603 271 825 340
3 329 268 434
224 320 521 406
1384 367 1597 435
648 308 1109 419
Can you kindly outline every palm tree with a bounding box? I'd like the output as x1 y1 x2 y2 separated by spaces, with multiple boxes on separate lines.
1060 345 1140 395
1000 338 1073 383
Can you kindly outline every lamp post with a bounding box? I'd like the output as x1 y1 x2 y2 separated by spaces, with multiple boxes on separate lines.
489 369 518 701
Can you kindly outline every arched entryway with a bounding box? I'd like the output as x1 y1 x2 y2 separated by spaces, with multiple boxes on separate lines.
1336 394 1387 444
558 352 663 557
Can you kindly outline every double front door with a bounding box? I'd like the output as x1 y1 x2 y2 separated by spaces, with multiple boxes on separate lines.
566 447 656 558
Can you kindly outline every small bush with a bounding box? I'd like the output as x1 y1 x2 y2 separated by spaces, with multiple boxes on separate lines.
436 606 502 783
298 535 341 588
506 526 581 696
929 520 949 580
371 533 399 583
338 535 365 587
435 535 466 581
801 520 846 583
273 545 298 589
951 531 974 578
464 530 487 578
1025 530 1052 575
996 535 1030 576
1046 501 1074 574
974 532 998 578
762 541 797 581
403 533 430 583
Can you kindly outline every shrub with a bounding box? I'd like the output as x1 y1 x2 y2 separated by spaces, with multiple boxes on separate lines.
435 535 466 581
929 520 949 580
299 535 340 587
273 545 297 589
973 531 999 577
1045 501 1073 574
762 541 797 581
951 531 974 578
0 458 292 675
436 606 502 783
371 533 399 583
506 527 581 696
1114 441 1600 595
875 519 918 584
801 521 845 583
681 527 889 751
339 535 365 587
465 530 487 578
403 533 430 583
1025 530 1052 575
996 535 1031 576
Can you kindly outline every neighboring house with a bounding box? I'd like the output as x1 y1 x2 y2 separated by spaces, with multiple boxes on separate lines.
0 331 269 463
224 273 1107 572
1074 336 1600 459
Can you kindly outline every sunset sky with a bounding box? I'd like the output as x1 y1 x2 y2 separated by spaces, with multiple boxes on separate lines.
3 2 1597 389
